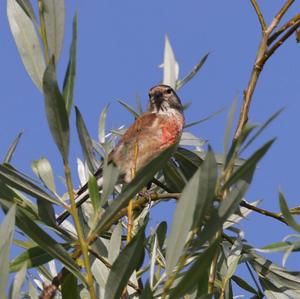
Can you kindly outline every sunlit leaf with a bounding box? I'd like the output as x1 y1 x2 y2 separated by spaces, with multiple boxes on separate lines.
0 205 16 298
117 99 140 118
32 157 56 193
10 261 27 299
108 222 122 264
43 0 65 64
162 35 179 89
7 0 46 91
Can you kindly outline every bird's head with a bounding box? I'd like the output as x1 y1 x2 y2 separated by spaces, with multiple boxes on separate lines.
147 84 183 114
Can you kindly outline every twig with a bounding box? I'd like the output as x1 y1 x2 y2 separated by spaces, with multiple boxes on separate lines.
250 0 266 31
268 13 300 45
240 200 286 224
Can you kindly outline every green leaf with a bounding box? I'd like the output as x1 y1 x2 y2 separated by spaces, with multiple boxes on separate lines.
14 209 85 283
176 52 209 90
98 104 110 143
4 132 23 163
75 106 98 172
16 0 38 26
156 221 167 250
104 225 145 299
279 192 300 233
232 275 258 295
166 148 217 274
250 252 300 294
169 242 218 298
0 164 60 205
43 60 70 161
258 241 300 253
197 178 251 248
223 139 275 191
0 205 16 298
32 157 56 193
43 0 65 64
63 13 77 115
92 145 176 236
7 0 46 91
224 95 238 165
174 147 203 180
117 99 140 117
10 262 27 299
61 272 79 299
163 160 186 192
10 243 70 272
240 108 284 153
37 199 56 227
184 107 225 129
87 174 100 213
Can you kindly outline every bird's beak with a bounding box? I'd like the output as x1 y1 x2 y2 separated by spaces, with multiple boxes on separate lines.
153 92 164 109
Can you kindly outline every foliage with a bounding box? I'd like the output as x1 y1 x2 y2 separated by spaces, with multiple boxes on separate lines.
1 1 300 298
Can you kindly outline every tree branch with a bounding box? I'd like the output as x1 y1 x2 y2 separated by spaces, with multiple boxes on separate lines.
250 0 266 31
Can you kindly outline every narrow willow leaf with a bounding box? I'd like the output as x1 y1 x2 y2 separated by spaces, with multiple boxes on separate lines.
163 160 186 192
92 145 176 237
7 0 46 91
250 252 300 291
174 147 203 180
176 52 209 90
11 262 27 299
32 157 56 193
279 192 300 233
240 108 284 153
0 205 16 298
0 164 60 205
224 95 238 165
166 148 217 274
140 282 154 299
258 241 300 253
37 199 56 227
63 13 77 115
169 242 218 298
162 35 179 89
43 0 65 64
117 99 140 117
28 281 38 299
75 106 98 172
156 221 167 250
88 174 100 212
16 0 38 26
15 209 85 283
184 107 225 129
104 225 145 299
196 178 251 248
10 243 70 272
108 222 122 264
98 104 110 143
61 272 79 299
43 60 69 161
259 277 290 299
150 235 158 288
231 275 258 295
223 139 275 190
4 132 23 163
102 160 120 203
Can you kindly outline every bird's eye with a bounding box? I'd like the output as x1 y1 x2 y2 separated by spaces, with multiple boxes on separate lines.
166 88 172 94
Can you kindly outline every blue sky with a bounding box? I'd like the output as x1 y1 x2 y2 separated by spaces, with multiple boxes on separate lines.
1 0 300 292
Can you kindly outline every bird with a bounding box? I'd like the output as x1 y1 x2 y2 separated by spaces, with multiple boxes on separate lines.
57 84 185 224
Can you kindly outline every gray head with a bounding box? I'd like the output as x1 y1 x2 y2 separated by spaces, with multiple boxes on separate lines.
147 84 183 113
